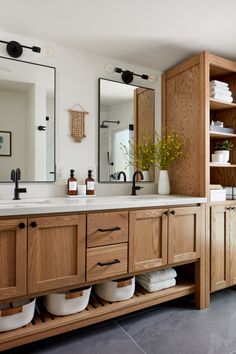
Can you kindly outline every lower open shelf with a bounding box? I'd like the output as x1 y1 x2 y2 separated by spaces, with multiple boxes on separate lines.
0 281 195 351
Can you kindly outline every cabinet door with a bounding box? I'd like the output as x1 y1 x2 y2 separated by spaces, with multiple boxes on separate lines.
168 207 201 264
129 209 168 272
211 205 228 292
28 214 86 293
228 207 236 286
0 218 27 300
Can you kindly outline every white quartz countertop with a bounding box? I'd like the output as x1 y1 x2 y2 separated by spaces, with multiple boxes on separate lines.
0 195 206 217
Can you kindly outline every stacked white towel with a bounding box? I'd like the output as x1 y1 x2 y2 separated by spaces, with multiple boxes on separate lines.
210 80 233 103
136 268 177 293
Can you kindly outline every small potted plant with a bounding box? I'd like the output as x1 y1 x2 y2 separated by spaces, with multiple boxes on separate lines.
214 140 234 163
120 135 155 181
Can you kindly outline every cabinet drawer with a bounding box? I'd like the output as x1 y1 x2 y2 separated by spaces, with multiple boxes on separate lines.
86 243 128 281
87 211 128 247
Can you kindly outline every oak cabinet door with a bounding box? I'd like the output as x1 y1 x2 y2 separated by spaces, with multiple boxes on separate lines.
168 207 201 264
0 218 27 300
210 205 228 292
129 209 168 272
28 215 86 293
228 207 236 286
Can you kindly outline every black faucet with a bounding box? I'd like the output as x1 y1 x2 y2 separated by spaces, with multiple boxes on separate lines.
11 168 27 200
131 171 144 196
118 171 127 182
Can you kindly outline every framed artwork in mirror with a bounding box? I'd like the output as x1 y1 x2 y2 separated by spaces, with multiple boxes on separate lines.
0 131 11 156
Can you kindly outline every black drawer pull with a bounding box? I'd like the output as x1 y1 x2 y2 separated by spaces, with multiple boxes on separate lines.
98 227 121 232
18 222 25 229
97 259 120 266
30 221 37 228
163 211 169 216
170 210 176 215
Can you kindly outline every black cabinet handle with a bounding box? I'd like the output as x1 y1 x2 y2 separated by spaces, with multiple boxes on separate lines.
226 207 232 211
30 221 37 228
38 125 46 131
18 222 25 229
98 227 121 232
170 210 176 215
97 259 120 266
163 211 169 216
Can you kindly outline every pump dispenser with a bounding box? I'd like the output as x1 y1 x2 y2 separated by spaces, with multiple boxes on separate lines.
67 169 77 195
85 170 95 195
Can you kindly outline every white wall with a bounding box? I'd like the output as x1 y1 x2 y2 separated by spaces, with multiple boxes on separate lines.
0 30 162 198
0 90 26 180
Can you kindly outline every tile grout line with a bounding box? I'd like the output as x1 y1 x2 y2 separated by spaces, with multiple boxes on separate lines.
114 321 147 354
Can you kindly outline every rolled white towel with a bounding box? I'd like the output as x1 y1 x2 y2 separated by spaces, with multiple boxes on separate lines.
136 277 176 293
210 80 229 87
137 268 177 284
210 93 233 103
210 87 231 96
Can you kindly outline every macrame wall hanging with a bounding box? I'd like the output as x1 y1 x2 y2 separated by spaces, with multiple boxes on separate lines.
68 103 89 143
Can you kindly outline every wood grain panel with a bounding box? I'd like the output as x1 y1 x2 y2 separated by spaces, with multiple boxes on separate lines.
86 243 128 281
228 207 236 286
28 215 86 293
129 209 168 272
168 207 201 264
87 211 128 247
164 64 205 197
210 205 228 291
0 219 27 300
134 87 155 180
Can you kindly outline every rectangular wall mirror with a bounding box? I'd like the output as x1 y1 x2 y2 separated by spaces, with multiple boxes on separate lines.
98 78 155 182
0 56 55 182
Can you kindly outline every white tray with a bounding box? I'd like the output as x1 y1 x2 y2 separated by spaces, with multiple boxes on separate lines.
66 195 96 198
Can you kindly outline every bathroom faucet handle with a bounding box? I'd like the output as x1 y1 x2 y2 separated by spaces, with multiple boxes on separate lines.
10 169 16 182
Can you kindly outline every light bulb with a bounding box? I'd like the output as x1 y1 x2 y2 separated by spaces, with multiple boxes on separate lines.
104 63 115 74
42 46 54 58
148 74 158 83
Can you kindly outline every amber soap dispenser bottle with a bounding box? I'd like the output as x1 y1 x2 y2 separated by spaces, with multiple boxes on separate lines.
85 170 95 195
67 169 78 195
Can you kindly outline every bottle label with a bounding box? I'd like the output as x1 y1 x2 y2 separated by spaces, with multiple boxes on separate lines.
87 181 94 191
69 181 77 191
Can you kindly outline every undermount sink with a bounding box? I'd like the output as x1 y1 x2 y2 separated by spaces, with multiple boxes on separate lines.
0 198 50 208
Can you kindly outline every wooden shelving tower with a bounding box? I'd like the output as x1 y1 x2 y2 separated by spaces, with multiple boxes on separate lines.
162 51 236 200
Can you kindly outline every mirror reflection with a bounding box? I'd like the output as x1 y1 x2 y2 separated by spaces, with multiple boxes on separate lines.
98 78 155 182
0 56 55 182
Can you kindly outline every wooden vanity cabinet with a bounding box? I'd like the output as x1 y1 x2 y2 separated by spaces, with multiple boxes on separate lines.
0 218 27 300
129 206 201 272
211 204 236 292
28 214 86 293
129 208 168 272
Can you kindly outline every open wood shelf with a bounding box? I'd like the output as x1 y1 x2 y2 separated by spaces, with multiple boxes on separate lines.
0 281 195 351
210 98 236 111
209 131 236 139
210 163 236 168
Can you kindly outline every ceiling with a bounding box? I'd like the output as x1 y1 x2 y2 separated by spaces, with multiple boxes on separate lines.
1 0 236 71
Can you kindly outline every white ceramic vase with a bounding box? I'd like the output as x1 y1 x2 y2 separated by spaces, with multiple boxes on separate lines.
158 170 170 195
142 170 150 182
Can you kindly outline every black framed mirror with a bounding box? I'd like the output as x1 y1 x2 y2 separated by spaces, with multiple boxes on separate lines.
98 78 155 183
0 56 56 182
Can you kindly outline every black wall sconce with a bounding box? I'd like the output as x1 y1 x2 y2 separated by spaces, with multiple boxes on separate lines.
105 63 157 84
0 40 41 58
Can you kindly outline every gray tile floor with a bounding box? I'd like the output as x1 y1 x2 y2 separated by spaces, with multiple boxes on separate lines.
4 288 236 354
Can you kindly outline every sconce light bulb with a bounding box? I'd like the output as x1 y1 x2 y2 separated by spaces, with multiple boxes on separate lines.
148 74 157 83
104 63 115 74
42 46 54 58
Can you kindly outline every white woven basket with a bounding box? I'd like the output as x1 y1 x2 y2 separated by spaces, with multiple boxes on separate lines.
95 276 135 302
0 298 36 332
44 286 91 316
